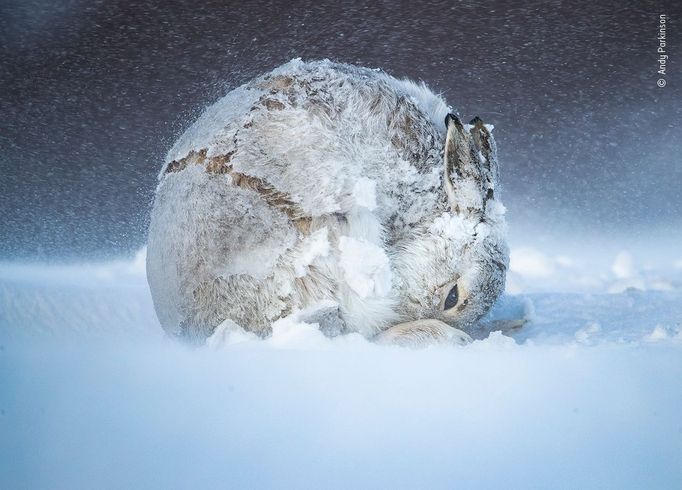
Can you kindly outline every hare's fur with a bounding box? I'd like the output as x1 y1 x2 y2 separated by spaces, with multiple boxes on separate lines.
147 59 508 345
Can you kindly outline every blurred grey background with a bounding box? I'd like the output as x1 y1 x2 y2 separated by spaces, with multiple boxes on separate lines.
1 0 680 260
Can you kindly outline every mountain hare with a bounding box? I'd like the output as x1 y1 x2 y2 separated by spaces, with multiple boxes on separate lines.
147 59 508 347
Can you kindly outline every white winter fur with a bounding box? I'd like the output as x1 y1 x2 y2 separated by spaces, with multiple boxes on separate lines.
147 59 508 344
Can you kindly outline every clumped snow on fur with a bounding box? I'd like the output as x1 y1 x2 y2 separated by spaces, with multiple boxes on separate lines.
338 236 392 298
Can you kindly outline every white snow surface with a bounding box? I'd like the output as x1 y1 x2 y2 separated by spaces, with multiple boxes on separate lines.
1 244 682 489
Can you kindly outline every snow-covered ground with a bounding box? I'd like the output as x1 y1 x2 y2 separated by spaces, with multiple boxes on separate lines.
1 245 681 489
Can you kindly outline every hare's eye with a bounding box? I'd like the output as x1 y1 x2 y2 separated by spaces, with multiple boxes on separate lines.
443 284 459 310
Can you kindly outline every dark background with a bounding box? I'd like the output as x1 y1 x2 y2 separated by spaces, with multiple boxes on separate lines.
1 0 680 260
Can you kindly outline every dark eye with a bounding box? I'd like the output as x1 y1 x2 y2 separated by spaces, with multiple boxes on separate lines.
443 284 459 310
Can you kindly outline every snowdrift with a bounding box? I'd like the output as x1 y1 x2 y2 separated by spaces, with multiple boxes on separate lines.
1 246 681 489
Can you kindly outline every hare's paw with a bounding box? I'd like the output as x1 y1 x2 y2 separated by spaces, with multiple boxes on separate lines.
374 319 472 348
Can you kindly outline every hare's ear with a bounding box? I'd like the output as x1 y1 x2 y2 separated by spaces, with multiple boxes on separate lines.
469 116 499 204
442 114 499 221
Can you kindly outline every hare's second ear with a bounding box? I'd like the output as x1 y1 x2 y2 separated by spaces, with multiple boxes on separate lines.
442 114 499 220
469 116 499 208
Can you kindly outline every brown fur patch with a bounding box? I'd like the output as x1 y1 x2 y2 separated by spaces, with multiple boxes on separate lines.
257 75 294 92
165 148 307 223
263 98 285 111
165 148 210 174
